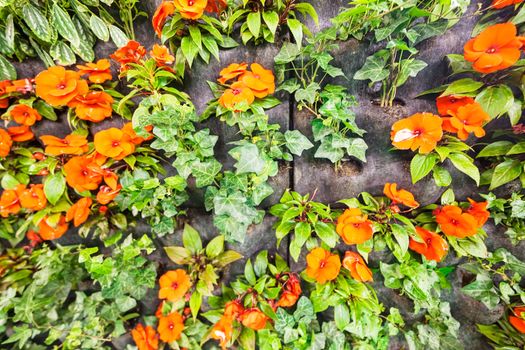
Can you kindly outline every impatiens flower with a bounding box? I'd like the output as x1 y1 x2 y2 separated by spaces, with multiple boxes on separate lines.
150 44 175 66
94 127 135 160
153 1 175 37
442 103 490 141
66 197 92 227
37 215 69 240
408 227 448 262
63 156 103 192
466 198 490 228
218 63 248 84
305 247 341 284
239 63 276 98
276 273 302 307
174 0 207 20
224 300 244 318
76 59 112 83
0 186 22 217
26 229 43 247
8 125 33 142
5 78 34 94
110 41 146 72
434 205 478 238
0 129 12 157
0 80 11 108
276 290 299 308
492 0 524 8
157 311 184 343
390 113 443 154
10 104 42 126
211 316 233 350
96 185 121 205
19 184 47 211
35 66 89 106
436 95 475 116
206 0 227 13
68 91 114 122
336 208 374 245
122 122 154 145
342 251 373 282
238 308 269 330
509 307 525 333
218 81 255 110
131 324 159 350
464 23 523 74
40 134 89 156
158 269 191 301
383 182 419 208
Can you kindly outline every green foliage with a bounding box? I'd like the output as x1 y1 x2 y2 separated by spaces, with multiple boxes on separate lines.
482 192 525 244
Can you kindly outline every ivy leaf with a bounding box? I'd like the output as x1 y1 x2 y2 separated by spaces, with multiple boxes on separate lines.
346 138 368 162
461 278 499 309
284 130 314 156
229 143 265 175
192 159 222 187
315 137 344 163
274 42 300 64
295 82 320 105
354 51 390 82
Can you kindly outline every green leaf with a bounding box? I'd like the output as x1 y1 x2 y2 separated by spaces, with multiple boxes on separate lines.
109 25 129 48
334 304 350 330
477 141 514 158
247 12 261 38
475 85 514 119
284 130 314 156
432 166 452 187
189 25 202 49
461 279 499 309
314 222 337 248
0 54 16 80
189 291 202 320
448 152 480 185
52 3 80 46
354 52 389 82
216 250 243 267
192 159 222 187
507 142 525 155
89 15 110 42
183 224 202 254
490 159 523 190
244 258 256 285
410 153 438 183
254 250 268 277
44 172 65 205
164 246 192 264
442 78 483 96
206 235 224 258
23 4 52 43
262 11 279 35
229 143 265 175
346 138 368 162
274 42 300 64
287 18 303 47
50 42 76 65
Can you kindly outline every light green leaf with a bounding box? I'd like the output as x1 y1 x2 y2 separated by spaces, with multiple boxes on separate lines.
44 172 65 205
284 130 314 156
52 3 80 46
475 85 514 119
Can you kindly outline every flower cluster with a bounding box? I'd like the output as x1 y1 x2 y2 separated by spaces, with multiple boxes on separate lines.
111 40 176 73
434 199 489 238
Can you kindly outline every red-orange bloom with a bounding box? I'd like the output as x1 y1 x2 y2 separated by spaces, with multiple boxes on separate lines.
96 185 121 205
466 198 490 228
342 251 373 282
10 104 42 126
218 81 255 110
66 197 92 227
239 308 269 330
4 78 34 94
150 44 175 66
224 300 244 319
174 0 207 20
464 23 523 74
110 41 146 71
305 247 341 284
122 122 154 145
211 316 233 350
19 184 47 211
153 1 175 37
492 0 524 8
408 227 449 262
206 0 227 13
383 183 419 208
0 80 12 109
239 63 276 98
76 59 112 84
8 125 34 142
40 134 89 156
391 113 443 154
434 205 479 238
436 95 475 116
510 307 525 333
35 66 89 106
131 324 159 350
37 215 69 240
0 129 12 157
158 269 191 301
63 156 103 192
94 128 135 160
158 311 184 343
442 103 489 140
0 186 22 217
68 91 114 122
276 290 299 308
218 63 248 84
336 208 374 245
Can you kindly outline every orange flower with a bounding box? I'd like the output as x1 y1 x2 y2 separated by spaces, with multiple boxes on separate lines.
510 307 525 333
158 269 191 301
0 129 12 157
158 311 184 343
0 80 11 108
85 151 108 167
153 1 175 38
218 82 255 110
390 113 443 154
96 185 121 204
436 95 475 116
434 205 478 238
8 126 33 142
342 251 373 282
94 128 135 160
466 198 490 228
66 197 92 227
174 0 207 20
37 215 69 240
276 291 299 308
464 23 523 74
408 227 449 262
63 156 103 192
35 66 89 106
224 300 244 319
26 229 43 247
442 103 489 141
0 186 22 217
305 247 341 284
110 41 146 71
5 78 34 94
40 134 89 156
238 308 269 330
10 104 42 126
218 63 248 84
68 91 114 122
492 0 524 8
211 316 233 350
336 208 374 245
206 0 227 13
150 44 175 66
239 63 275 98
122 122 154 145
19 184 47 211
383 183 419 208
76 59 112 84
131 324 159 350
